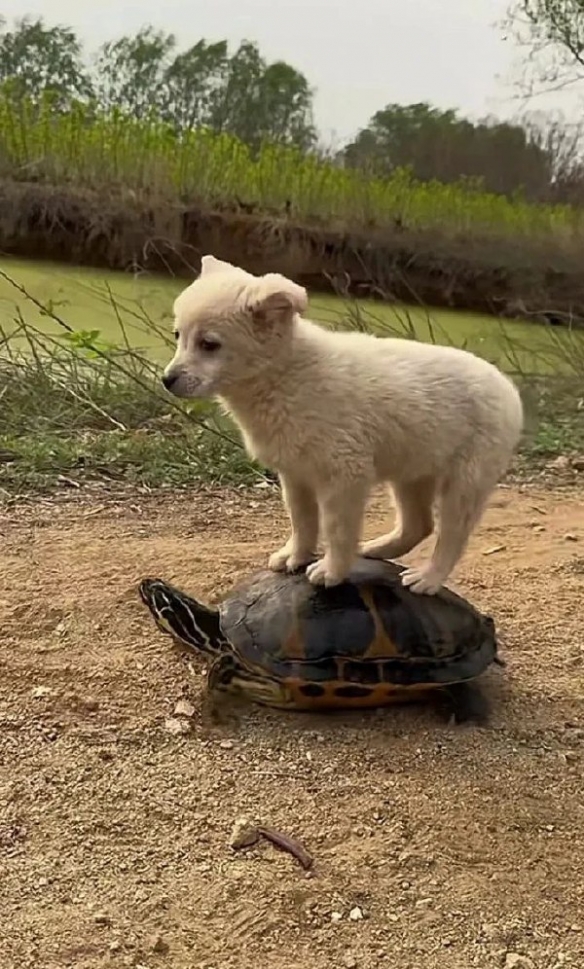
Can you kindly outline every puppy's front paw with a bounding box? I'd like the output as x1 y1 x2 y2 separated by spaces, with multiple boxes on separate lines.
268 546 315 573
305 557 347 587
400 566 443 596
268 546 292 572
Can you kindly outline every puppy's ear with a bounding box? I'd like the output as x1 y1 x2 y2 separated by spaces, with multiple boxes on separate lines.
199 254 239 277
246 273 308 326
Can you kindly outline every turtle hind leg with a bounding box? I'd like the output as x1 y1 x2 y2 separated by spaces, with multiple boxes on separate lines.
138 577 227 656
437 681 491 725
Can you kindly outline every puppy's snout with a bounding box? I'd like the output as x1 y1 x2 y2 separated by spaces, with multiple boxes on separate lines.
161 371 179 391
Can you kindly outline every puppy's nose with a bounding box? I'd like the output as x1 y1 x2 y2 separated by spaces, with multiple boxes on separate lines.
161 371 178 391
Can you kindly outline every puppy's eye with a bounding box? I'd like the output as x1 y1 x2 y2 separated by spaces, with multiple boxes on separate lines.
199 337 221 352
173 330 179 341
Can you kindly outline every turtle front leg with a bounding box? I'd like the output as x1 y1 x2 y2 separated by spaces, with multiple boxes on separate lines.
268 474 319 573
306 479 369 587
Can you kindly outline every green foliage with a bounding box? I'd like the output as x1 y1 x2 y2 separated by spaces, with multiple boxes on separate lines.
0 15 92 107
0 17 315 152
0 91 578 237
343 101 554 200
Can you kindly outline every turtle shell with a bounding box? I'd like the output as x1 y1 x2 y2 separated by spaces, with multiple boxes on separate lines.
219 558 497 696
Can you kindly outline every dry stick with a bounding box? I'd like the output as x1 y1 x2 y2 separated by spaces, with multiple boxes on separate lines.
0 270 274 484
256 826 314 871
47 372 128 432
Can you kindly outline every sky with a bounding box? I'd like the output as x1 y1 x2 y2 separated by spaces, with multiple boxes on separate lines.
1 0 579 143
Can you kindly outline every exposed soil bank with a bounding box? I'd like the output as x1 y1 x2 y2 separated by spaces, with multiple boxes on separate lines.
1 180 582 325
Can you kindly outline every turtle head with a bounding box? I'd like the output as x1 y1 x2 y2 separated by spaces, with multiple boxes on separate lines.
208 653 294 709
139 578 228 656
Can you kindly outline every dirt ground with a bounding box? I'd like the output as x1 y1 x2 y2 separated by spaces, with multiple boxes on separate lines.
1 481 584 969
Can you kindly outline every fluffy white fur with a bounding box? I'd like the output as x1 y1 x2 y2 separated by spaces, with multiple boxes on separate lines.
163 254 524 594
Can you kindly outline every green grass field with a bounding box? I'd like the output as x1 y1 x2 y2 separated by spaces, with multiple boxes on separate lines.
1 256 583 375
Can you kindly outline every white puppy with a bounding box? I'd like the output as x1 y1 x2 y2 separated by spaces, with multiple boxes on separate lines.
163 255 524 594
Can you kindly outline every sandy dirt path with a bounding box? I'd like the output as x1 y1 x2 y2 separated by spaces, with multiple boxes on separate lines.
1 483 583 969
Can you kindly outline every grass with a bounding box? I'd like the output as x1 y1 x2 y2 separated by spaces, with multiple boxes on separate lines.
0 93 581 240
2 256 584 375
0 264 583 498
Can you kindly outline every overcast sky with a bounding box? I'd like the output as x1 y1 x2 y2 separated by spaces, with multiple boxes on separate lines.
1 0 577 143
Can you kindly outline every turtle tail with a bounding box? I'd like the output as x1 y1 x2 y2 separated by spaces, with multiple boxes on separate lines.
139 578 227 657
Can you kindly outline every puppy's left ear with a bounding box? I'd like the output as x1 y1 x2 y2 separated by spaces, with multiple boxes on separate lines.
246 273 308 326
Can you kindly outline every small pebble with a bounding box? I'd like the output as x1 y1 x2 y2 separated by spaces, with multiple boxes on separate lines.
343 955 358 968
94 912 111 926
174 699 195 718
349 907 364 922
229 816 259 849
505 954 535 969
548 455 571 472
150 933 169 954
164 717 191 736
331 911 343 922
32 686 52 698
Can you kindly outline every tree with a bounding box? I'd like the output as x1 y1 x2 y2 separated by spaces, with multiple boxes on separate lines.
209 41 316 151
254 61 316 151
93 26 175 119
0 15 92 107
503 1 584 93
161 39 229 133
342 101 554 200
91 31 316 150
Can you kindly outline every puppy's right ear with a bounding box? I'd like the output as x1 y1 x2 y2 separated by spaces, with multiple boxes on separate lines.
199 255 239 277
245 273 308 328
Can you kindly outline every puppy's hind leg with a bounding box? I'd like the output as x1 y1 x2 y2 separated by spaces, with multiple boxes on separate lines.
401 466 496 595
361 477 435 561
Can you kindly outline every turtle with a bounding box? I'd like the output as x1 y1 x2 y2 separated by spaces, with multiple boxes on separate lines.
139 558 501 723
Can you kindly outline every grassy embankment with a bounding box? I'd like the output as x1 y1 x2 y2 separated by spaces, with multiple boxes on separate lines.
1 96 584 316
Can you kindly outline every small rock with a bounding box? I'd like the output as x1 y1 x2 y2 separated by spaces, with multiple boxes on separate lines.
331 911 343 922
343 955 358 968
564 533 578 542
109 941 121 952
164 717 191 736
150 933 169 954
229 816 259 850
174 698 195 718
505 954 535 969
349 906 364 922
548 455 571 472
572 457 584 472
219 739 235 749
94 912 111 926
32 686 52 698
